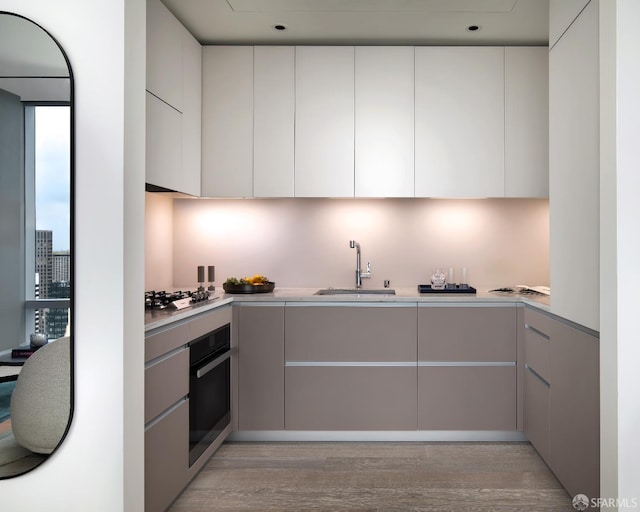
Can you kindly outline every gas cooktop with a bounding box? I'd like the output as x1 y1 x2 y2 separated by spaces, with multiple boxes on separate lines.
145 289 215 311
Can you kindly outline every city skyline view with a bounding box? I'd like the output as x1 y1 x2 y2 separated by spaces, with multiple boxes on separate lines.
31 105 71 339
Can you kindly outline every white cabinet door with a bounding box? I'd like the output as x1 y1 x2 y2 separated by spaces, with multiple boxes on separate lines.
549 1 599 330
146 0 183 111
146 92 182 193
549 0 591 48
201 46 254 197
355 47 414 197
295 46 354 197
505 47 549 198
415 47 504 198
253 46 295 197
180 26 201 197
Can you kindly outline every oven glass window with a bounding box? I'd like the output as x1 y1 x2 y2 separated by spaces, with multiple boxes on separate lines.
189 331 231 467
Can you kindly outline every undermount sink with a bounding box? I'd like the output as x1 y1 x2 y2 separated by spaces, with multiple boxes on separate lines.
314 288 396 296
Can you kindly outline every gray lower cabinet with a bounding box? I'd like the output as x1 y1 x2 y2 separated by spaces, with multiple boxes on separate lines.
145 348 189 424
523 306 599 500
418 365 516 430
418 305 517 430
285 304 417 362
286 366 417 430
145 324 190 512
237 303 285 430
145 400 189 512
284 304 417 430
523 307 551 463
549 317 599 500
144 305 233 512
523 366 550 463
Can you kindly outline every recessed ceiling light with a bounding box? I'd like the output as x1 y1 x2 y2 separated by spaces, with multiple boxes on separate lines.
466 25 481 32
273 24 287 31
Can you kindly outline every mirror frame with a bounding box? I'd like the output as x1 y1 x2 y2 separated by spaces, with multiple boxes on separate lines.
0 10 74 478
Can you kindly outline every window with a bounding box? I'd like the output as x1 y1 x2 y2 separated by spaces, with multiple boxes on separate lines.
24 105 72 342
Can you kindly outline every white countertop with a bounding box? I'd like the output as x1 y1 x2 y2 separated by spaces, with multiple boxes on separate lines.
144 287 550 332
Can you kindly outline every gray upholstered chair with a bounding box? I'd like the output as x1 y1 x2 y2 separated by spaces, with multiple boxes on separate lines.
10 336 71 454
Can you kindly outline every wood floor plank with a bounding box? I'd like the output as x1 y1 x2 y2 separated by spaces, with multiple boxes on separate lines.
168 442 573 512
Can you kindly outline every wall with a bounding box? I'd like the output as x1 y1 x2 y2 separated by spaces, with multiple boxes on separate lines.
614 1 640 503
0 88 24 352
0 1 145 511
600 0 640 505
145 192 174 290
156 198 550 290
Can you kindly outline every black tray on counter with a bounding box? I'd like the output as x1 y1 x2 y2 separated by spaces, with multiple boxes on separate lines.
418 284 477 294
223 281 275 294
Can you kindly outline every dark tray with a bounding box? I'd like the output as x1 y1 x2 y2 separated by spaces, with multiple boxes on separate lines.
418 284 477 294
223 281 275 294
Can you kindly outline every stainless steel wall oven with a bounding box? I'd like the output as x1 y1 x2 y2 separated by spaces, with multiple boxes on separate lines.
188 323 231 466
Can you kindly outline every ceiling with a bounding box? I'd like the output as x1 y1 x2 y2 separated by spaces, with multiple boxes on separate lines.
161 0 549 46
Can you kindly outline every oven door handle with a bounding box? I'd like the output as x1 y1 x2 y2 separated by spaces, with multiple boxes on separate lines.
196 350 231 379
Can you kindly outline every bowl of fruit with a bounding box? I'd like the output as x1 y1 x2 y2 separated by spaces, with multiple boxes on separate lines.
222 275 275 294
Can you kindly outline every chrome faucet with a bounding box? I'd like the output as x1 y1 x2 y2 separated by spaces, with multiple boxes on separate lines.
349 240 371 288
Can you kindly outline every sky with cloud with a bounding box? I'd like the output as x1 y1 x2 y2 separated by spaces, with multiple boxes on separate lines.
35 106 70 252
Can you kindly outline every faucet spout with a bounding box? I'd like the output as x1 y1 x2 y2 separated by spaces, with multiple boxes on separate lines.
349 240 370 288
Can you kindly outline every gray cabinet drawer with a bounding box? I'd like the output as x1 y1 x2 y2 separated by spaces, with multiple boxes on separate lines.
418 366 516 430
285 366 417 430
145 399 189 512
189 305 232 340
523 323 550 382
145 323 189 363
524 366 550 463
285 305 417 362
145 348 189 424
523 307 554 339
418 306 516 362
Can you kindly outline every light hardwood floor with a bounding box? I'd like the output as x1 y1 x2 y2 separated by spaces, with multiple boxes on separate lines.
169 442 575 512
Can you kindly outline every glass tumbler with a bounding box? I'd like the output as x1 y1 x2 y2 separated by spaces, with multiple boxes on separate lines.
430 268 447 290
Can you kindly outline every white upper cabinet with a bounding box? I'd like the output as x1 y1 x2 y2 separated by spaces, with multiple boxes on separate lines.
180 26 202 197
146 92 182 193
505 47 549 198
145 0 201 196
549 1 599 330
201 46 254 197
549 0 591 49
146 0 183 111
253 46 295 197
415 47 505 198
193 44 546 199
355 47 415 197
295 46 355 197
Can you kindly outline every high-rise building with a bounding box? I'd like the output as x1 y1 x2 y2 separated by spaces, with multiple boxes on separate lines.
52 250 71 283
47 281 71 339
35 230 53 335
35 230 53 298
34 272 43 334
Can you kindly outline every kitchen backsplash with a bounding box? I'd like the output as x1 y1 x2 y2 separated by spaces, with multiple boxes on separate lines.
145 193 549 291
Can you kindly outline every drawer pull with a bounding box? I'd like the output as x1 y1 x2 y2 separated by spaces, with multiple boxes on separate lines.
524 323 550 340
525 364 550 387
285 361 416 367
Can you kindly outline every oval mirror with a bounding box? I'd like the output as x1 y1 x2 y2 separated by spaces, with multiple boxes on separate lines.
0 11 73 478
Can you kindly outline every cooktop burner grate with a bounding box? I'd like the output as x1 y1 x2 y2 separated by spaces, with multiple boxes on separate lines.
145 289 211 310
